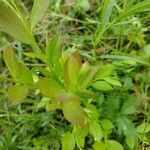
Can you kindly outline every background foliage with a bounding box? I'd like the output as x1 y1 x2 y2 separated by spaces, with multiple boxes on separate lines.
0 0 150 149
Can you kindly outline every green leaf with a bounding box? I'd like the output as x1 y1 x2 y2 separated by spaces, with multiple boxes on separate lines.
86 104 99 120
35 77 63 99
61 132 75 150
46 101 60 111
107 140 124 150
62 98 86 128
95 65 114 79
143 44 150 57
92 81 113 91
93 141 105 150
74 125 89 148
46 36 62 66
3 47 33 85
75 0 90 12
93 140 124 150
7 85 29 105
79 65 99 90
90 121 103 141
126 135 136 149
64 51 82 92
101 119 114 130
101 0 115 29
121 97 137 115
30 0 50 30
0 1 33 44
136 123 150 134
24 52 46 62
102 77 122 87
117 0 150 21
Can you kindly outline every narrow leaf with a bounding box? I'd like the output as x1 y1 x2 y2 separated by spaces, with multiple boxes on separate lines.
101 0 115 29
117 0 150 21
0 1 33 44
3 47 33 85
64 51 82 92
30 0 50 30
46 36 62 66
107 140 124 150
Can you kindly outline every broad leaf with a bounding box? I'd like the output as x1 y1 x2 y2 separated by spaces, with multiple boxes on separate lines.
62 98 86 128
74 125 89 148
0 1 33 44
94 64 114 79
90 121 103 141
107 140 124 150
93 141 105 150
46 36 62 66
101 119 114 130
61 132 75 150
35 78 63 99
136 123 150 134
7 85 29 105
93 140 124 150
86 104 99 120
3 47 33 85
30 0 50 30
92 81 113 91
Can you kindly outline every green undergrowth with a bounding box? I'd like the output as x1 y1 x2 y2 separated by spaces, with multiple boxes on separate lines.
0 0 150 149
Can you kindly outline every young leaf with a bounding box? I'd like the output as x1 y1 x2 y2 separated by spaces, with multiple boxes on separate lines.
7 85 29 105
35 77 63 99
30 0 50 30
78 65 99 90
0 1 33 44
3 47 33 85
92 81 113 91
64 51 82 92
90 121 103 141
46 36 62 66
100 0 115 29
62 99 86 128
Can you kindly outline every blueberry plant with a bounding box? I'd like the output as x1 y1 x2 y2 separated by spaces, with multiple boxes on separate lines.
0 0 150 150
